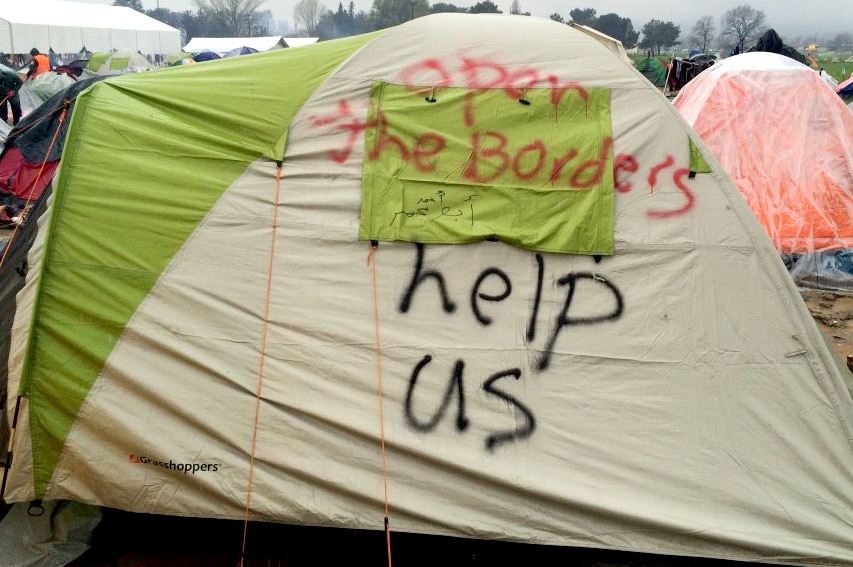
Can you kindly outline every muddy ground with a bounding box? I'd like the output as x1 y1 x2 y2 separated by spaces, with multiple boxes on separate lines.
801 288 853 367
65 508 748 567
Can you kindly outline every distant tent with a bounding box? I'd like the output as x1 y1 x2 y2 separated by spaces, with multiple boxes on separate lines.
193 51 221 62
223 46 258 58
182 37 317 57
635 57 668 87
673 52 853 287
87 52 153 74
26 72 76 103
4 15 853 567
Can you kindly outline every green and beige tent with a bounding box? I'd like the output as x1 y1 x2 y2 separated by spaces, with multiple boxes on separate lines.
636 56 669 87
3 13 853 566
87 51 154 74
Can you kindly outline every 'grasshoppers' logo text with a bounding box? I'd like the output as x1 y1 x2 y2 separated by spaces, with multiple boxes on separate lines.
130 454 220 474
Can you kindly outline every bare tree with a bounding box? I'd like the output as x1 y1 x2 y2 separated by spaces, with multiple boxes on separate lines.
294 0 328 35
832 32 853 56
720 5 765 53
509 0 522 15
690 16 715 53
194 0 265 36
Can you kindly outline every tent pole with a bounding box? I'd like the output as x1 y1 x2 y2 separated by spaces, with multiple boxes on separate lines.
663 58 674 96
0 396 23 502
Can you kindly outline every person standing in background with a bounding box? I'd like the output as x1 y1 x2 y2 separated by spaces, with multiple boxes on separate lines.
25 48 50 82
0 69 23 125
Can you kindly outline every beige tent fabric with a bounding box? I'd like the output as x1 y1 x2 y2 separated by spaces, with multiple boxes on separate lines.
568 23 632 64
5 14 853 566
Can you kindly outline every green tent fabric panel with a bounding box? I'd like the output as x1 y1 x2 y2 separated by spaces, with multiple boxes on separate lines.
689 138 712 174
21 31 381 498
637 58 667 87
87 53 109 71
360 82 614 255
109 56 130 70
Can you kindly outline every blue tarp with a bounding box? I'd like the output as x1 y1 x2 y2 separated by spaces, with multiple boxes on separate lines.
193 51 221 62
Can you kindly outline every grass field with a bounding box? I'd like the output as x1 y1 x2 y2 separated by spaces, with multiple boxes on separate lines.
821 61 851 81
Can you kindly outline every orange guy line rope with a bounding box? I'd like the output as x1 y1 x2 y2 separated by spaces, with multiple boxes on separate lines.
239 161 284 567
0 105 68 273
368 243 393 567
5 100 69 140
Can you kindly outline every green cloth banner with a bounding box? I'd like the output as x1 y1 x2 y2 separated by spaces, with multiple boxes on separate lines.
689 137 712 174
360 82 614 255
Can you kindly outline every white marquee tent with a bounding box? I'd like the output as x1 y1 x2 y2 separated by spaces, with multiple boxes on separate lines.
0 0 181 55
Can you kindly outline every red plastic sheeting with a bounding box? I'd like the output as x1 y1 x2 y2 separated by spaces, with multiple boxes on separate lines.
0 146 59 202
674 53 853 254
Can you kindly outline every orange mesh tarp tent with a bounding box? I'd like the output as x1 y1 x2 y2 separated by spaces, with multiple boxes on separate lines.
674 52 853 254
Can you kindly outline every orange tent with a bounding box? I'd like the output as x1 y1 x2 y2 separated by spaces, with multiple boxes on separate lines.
674 52 853 254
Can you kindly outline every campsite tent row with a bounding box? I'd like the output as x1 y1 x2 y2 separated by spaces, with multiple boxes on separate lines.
3 13 853 567
0 0 181 55
182 36 319 57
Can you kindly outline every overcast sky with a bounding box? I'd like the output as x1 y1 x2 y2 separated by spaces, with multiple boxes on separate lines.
70 0 850 40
